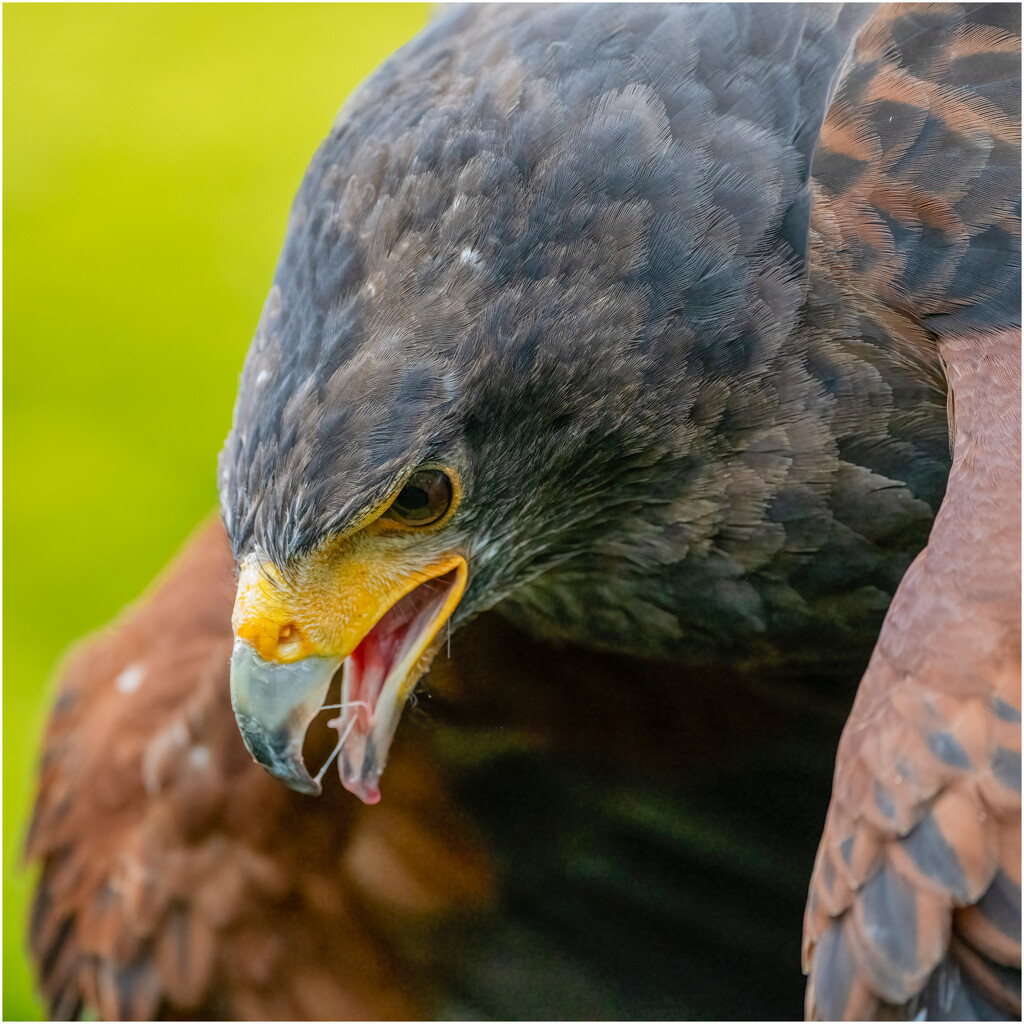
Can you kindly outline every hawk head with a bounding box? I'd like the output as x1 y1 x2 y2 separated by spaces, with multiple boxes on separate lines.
220 4 858 800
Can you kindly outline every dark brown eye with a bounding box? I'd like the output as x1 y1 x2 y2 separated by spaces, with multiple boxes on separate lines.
384 469 453 526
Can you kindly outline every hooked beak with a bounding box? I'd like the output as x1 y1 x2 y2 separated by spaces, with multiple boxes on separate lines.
229 643 341 795
228 550 466 802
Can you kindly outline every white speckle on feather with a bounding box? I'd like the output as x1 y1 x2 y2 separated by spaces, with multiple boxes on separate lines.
365 281 376 297
460 247 482 267
189 744 211 770
115 663 145 694
256 369 271 387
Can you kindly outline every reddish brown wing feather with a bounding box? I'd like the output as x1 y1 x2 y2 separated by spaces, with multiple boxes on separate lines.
804 4 1021 1017
26 519 495 1020
803 328 1021 1019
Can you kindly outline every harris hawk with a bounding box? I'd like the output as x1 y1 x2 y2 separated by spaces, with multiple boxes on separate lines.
27 3 1021 1020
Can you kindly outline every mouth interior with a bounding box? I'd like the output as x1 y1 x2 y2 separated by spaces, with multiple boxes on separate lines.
345 568 459 731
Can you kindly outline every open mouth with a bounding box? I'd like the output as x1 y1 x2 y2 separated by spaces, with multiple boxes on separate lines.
329 566 464 803
230 554 466 803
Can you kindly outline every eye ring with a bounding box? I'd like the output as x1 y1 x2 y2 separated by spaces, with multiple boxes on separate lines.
383 468 454 527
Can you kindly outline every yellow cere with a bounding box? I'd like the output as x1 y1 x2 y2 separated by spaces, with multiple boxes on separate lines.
232 542 468 666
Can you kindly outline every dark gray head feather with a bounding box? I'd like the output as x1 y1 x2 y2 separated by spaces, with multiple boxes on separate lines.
221 4 867 557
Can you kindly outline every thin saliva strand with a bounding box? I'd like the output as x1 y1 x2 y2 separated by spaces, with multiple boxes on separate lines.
318 700 372 715
314 713 359 786
311 698 372 786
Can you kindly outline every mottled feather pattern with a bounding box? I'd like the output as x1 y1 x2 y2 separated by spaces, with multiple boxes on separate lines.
811 3 1021 333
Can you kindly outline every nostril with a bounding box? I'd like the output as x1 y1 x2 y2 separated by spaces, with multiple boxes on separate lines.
276 622 310 660
235 612 314 663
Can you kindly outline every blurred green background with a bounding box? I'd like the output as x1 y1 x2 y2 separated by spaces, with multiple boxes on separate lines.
3 5 429 1016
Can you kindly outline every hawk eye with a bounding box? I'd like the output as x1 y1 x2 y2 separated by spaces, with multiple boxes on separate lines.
385 469 453 527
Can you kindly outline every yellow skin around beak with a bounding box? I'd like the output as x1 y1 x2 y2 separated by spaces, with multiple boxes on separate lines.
232 543 464 665
229 525 467 799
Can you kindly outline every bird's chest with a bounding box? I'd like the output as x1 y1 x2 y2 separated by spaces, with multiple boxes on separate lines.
415 613 853 1019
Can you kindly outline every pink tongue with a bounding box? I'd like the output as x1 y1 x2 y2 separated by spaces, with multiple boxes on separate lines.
346 576 452 726
346 611 407 730
334 573 455 803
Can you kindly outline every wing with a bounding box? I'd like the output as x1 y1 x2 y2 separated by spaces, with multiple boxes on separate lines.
28 520 861 1021
26 518 495 1020
804 5 1021 1018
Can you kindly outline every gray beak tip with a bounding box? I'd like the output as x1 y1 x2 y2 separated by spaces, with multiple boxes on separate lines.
229 641 340 796
234 710 324 796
